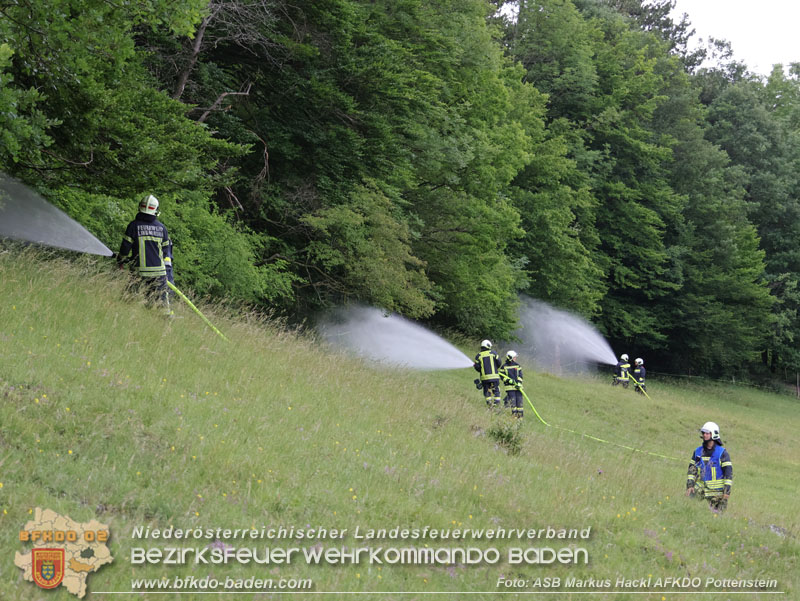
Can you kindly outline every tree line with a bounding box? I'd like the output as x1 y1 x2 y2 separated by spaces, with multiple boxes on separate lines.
2 0 799 378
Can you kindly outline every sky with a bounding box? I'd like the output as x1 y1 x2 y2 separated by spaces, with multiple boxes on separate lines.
670 0 800 76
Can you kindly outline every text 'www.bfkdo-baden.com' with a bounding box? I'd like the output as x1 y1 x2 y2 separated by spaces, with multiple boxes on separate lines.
130 575 314 592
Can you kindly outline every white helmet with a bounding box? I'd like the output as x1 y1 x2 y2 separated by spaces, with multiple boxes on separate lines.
506 350 518 361
620 354 629 361
138 194 159 216
635 358 643 366
700 421 721 441
481 339 492 349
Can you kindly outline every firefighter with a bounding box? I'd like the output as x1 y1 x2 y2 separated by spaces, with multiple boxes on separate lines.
686 421 733 512
500 350 524 419
117 195 172 309
473 340 501 407
632 358 646 394
613 354 630 387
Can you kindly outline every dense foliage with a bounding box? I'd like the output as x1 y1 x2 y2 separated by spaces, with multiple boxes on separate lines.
2 0 798 378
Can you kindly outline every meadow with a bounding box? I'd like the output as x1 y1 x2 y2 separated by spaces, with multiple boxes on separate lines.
1 249 797 600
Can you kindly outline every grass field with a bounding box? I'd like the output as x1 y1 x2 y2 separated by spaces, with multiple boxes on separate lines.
1 249 798 600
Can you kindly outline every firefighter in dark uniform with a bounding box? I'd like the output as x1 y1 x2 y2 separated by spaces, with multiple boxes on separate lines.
686 421 733 512
117 195 172 309
500 350 524 419
473 339 501 407
632 357 646 394
613 354 630 387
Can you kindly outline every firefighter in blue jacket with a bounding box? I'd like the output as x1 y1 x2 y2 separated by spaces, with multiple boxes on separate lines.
474 340 501 407
686 421 733 511
632 358 646 394
500 350 524 419
117 195 172 308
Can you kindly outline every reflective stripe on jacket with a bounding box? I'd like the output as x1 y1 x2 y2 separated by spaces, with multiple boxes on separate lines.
474 350 500 381
694 444 727 492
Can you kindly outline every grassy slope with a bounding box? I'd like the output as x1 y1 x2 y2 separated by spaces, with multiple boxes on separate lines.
1 251 798 601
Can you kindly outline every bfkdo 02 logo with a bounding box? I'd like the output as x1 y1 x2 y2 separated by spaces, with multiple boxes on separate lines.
16 508 114 598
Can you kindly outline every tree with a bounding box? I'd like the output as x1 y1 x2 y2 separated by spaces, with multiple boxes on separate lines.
0 0 288 302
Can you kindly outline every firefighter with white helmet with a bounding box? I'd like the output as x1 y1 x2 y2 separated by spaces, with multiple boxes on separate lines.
686 421 733 511
117 195 172 309
473 339 501 407
613 353 630 387
632 357 646 394
499 350 524 418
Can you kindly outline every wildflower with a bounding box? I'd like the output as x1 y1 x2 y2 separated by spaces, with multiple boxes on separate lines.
207 539 233 552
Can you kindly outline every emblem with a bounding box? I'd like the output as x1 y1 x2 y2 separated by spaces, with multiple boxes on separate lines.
32 548 65 589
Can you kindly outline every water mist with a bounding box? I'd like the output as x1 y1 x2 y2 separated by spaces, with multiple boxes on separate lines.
317 305 473 370
0 173 112 256
512 296 616 373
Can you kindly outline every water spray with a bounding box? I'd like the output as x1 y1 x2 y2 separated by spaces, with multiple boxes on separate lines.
513 296 617 373
0 173 112 256
317 305 473 370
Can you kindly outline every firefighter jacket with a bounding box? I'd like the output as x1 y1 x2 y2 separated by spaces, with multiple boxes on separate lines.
474 350 501 381
118 213 171 277
687 444 732 495
633 365 645 382
500 360 523 389
615 360 630 379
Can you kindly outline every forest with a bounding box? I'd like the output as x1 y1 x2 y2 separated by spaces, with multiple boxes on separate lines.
2 0 800 378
